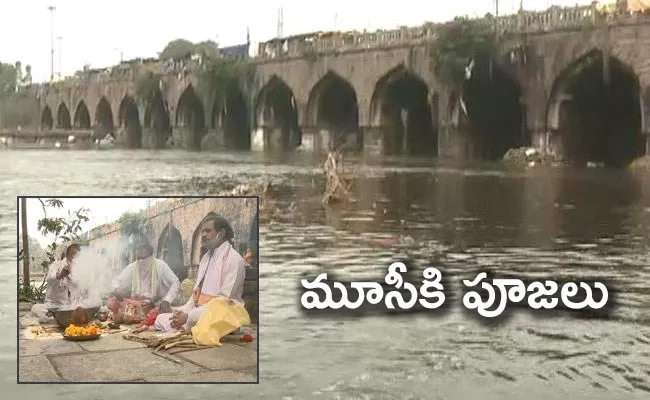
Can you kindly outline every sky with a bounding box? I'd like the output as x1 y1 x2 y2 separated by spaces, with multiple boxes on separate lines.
22 197 159 246
0 0 598 83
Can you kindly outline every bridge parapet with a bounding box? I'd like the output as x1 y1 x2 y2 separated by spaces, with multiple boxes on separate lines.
255 3 650 60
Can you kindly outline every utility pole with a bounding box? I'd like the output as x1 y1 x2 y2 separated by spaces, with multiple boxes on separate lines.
48 5 56 82
495 0 499 17
57 36 62 80
277 7 284 38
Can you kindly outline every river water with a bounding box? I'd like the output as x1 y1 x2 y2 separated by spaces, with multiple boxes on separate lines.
1 149 649 399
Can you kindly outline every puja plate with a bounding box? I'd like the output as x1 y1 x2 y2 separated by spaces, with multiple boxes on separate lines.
62 333 102 341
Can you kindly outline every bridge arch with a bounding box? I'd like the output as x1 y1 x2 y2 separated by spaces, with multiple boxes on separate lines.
41 106 53 130
307 71 360 150
157 223 186 281
212 84 251 150
118 95 142 148
459 57 525 160
255 75 301 150
370 65 436 155
176 84 205 150
190 211 223 266
73 100 91 129
143 88 171 148
95 96 115 135
56 102 72 129
546 49 643 167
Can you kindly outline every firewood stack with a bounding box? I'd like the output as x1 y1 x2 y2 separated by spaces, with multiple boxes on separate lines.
123 331 213 354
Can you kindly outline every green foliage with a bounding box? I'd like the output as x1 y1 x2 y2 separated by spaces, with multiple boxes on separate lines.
198 57 255 113
118 211 151 236
430 17 500 88
194 40 220 60
0 61 17 99
18 198 89 302
18 276 47 303
134 70 162 107
35 198 90 271
159 39 196 61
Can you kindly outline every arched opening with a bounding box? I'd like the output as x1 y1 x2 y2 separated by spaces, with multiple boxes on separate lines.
176 85 206 150
41 106 53 130
461 58 525 160
307 71 360 150
73 101 91 129
118 95 143 148
190 211 221 266
144 90 172 148
370 66 437 155
546 50 643 167
220 85 251 150
157 224 186 282
56 102 72 129
255 76 301 150
95 97 114 135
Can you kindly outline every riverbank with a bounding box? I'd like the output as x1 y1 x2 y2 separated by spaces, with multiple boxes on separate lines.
18 302 257 383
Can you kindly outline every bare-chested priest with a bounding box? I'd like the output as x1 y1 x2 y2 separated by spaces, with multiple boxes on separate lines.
154 215 246 332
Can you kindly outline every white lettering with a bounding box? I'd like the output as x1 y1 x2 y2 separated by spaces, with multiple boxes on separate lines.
300 273 333 310
419 267 445 309
527 281 559 309
384 262 418 309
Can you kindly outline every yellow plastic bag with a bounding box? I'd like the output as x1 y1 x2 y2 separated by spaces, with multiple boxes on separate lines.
191 297 251 346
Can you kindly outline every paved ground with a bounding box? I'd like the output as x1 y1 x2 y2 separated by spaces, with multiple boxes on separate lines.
18 303 258 383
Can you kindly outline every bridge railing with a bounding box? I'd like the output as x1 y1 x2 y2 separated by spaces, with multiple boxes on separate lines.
30 3 650 91
255 3 650 60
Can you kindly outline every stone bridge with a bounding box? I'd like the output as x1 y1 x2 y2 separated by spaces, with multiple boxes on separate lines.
15 2 650 166
81 197 259 319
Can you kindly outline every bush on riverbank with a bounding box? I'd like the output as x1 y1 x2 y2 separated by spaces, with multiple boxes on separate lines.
502 147 562 167
629 155 650 171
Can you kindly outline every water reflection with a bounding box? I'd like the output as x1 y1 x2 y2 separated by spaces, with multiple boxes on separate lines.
2 150 650 399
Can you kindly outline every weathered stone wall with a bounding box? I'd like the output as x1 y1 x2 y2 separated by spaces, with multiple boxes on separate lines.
85 197 258 268
10 5 650 158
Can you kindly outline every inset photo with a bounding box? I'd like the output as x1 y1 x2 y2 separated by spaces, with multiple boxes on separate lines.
18 196 259 383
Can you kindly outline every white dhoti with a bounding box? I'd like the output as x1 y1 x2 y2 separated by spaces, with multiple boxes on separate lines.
154 306 206 332
154 241 246 333
30 303 56 324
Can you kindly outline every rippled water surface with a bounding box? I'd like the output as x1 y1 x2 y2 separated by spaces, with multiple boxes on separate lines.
2 149 650 399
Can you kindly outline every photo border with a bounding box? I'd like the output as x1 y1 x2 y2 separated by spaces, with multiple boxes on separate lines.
16 195 260 385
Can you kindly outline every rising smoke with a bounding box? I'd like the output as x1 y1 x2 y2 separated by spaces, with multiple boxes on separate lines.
66 238 133 309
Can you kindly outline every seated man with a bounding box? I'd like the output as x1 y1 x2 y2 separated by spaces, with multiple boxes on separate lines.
155 215 246 332
107 241 179 317
30 244 81 324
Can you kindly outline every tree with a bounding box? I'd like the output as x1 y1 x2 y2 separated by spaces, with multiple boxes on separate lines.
429 17 500 89
159 39 196 61
36 198 91 270
194 40 220 60
134 70 170 147
198 57 255 117
0 61 17 99
19 198 90 302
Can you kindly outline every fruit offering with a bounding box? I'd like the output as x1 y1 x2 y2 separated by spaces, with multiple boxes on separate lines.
64 324 101 336
240 333 253 342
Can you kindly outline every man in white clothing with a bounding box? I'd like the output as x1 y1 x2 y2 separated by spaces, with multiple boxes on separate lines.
30 244 81 324
155 215 246 332
107 242 179 316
